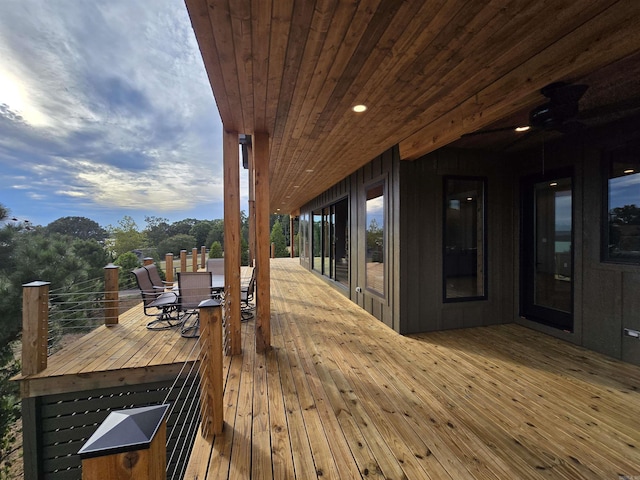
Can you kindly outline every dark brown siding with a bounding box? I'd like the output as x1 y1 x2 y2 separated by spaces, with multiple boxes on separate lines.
399 148 515 334
300 147 401 331
513 122 640 365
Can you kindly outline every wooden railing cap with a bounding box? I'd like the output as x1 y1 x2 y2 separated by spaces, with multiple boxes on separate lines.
199 299 222 308
78 404 170 460
22 281 50 287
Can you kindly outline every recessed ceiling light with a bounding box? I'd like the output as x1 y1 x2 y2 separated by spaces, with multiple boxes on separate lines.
549 182 558 187
466 197 473 201
624 169 635 174
515 126 531 132
352 104 367 113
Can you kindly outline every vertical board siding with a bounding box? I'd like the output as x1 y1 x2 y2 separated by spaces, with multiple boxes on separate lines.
31 376 199 480
399 148 514 334
301 146 400 330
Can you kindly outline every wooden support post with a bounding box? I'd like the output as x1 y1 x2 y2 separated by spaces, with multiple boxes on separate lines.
271 242 275 259
180 250 187 275
22 281 50 375
198 299 224 438
254 131 271 352
104 264 120 326
192 247 198 272
247 141 256 267
223 129 242 355
143 257 154 266
200 246 206 269
165 253 174 283
290 215 295 257
79 404 169 480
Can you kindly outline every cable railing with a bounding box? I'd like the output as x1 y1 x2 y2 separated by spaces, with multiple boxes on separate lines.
20 257 225 479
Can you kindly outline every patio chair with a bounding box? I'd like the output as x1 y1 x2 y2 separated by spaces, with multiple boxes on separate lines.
131 267 180 330
177 271 213 338
241 267 256 321
206 258 225 275
143 263 174 291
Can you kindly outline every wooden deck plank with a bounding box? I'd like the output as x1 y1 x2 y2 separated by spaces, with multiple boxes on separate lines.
273 282 364 480
18 259 640 479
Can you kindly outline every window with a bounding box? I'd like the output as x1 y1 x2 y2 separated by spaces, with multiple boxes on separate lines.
443 177 486 301
312 211 322 273
605 148 640 263
309 200 349 284
299 212 309 262
366 184 384 295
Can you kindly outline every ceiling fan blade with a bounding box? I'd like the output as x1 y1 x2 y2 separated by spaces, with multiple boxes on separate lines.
542 82 588 104
579 96 640 120
500 127 541 152
461 125 521 137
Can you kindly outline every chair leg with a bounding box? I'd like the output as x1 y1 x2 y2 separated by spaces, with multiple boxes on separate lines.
146 306 182 330
180 311 200 338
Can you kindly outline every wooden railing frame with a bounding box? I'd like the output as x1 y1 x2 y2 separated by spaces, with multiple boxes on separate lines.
165 253 174 283
180 250 187 274
21 281 50 376
198 299 224 438
104 263 120 326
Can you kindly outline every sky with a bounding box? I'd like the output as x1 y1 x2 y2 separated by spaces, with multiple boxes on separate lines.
0 0 247 229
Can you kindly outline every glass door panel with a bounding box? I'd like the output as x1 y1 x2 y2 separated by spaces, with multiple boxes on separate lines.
522 172 573 331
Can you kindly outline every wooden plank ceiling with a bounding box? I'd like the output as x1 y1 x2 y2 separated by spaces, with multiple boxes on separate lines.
185 0 640 214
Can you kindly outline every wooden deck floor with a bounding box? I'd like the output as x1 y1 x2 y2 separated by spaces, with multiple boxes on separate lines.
186 258 640 480
17 292 201 398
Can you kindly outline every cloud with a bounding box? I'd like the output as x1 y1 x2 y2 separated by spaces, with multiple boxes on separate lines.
0 0 229 225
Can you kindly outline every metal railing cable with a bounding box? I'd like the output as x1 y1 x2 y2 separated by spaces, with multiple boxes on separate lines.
162 332 206 479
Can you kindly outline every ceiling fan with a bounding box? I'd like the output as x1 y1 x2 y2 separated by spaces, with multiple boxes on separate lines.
463 81 589 138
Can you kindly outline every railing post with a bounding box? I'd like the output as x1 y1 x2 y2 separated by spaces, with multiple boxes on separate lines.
198 299 224 438
192 247 198 272
271 242 275 259
200 246 206 269
180 250 187 274
104 264 120 326
143 257 154 266
78 404 169 480
22 281 50 376
165 253 174 283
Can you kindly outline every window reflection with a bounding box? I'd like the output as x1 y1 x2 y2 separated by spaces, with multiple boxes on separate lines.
444 178 486 300
366 184 384 295
312 211 322 273
607 149 640 263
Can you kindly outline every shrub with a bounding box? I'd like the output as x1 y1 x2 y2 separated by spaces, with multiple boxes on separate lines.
209 241 223 258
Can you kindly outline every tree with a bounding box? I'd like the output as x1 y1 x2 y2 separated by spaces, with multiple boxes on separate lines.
157 234 197 256
205 219 225 250
270 220 288 257
108 216 146 258
189 220 214 249
167 218 198 237
46 216 107 242
610 204 640 225
143 216 171 250
114 252 140 289
209 241 223 258
71 239 110 280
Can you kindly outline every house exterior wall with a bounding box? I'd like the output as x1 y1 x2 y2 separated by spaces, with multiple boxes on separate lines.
300 147 401 331
512 122 640 366
398 149 515 334
298 121 640 366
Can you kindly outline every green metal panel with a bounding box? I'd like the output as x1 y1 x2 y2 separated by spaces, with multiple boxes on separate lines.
30 374 200 480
